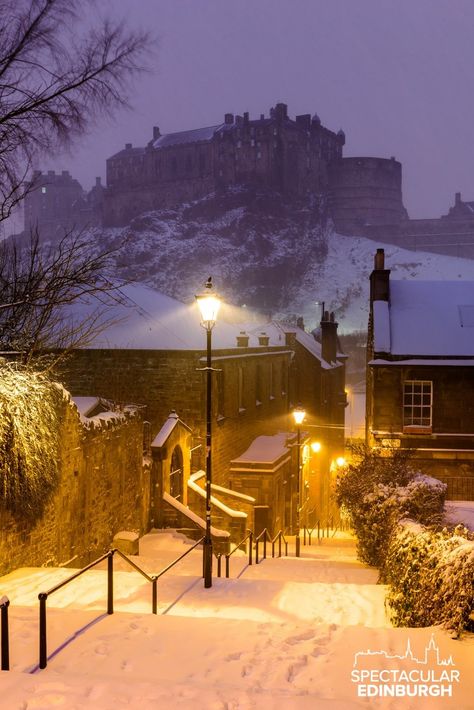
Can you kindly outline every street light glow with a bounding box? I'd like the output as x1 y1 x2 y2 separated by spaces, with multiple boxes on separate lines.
311 441 321 453
336 456 346 467
196 276 220 328
292 404 306 426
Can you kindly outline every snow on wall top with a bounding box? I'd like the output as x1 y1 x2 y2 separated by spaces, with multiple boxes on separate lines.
374 280 474 357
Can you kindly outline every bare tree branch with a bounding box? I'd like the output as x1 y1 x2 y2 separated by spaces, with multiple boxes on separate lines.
0 0 154 221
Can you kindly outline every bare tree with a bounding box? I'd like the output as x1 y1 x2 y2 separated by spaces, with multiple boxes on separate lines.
0 0 152 222
0 230 129 365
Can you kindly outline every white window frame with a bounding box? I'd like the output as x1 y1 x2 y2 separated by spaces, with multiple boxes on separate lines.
403 380 433 432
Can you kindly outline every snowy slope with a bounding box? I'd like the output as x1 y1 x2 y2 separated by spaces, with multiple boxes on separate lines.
90 190 474 334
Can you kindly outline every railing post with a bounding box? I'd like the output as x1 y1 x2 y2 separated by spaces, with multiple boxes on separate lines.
1 598 10 671
107 551 114 615
303 527 306 545
285 540 288 556
255 538 259 565
308 529 312 546
318 521 321 543
225 555 230 578
217 554 221 578
152 577 157 614
39 593 47 670
248 532 253 565
263 533 267 560
279 534 282 558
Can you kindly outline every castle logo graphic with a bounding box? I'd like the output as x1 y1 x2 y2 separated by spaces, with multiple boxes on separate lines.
351 636 460 698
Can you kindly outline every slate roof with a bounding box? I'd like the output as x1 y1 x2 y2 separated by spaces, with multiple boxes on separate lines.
152 125 223 149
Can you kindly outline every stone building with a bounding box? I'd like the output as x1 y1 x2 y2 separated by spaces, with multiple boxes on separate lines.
59 282 346 535
23 170 104 238
366 248 474 500
103 102 346 226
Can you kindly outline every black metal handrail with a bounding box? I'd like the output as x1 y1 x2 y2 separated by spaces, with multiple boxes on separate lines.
1 596 9 671
224 530 253 578
255 528 272 564
38 536 205 670
271 530 288 558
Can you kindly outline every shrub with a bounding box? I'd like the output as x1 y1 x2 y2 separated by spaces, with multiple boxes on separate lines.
335 446 446 568
0 363 62 518
385 521 474 635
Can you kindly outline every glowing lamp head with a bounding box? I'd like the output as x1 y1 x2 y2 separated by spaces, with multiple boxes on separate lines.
292 404 306 426
196 276 220 328
336 456 346 467
311 441 321 453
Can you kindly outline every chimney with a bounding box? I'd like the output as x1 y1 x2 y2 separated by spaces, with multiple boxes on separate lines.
236 331 249 347
296 316 305 331
47 170 55 176
243 111 249 124
224 113 234 124
153 126 160 140
320 311 338 364
95 176 102 186
260 113 265 120
296 114 311 130
125 143 132 150
455 191 461 206
61 170 69 177
285 331 296 348
370 248 390 302
258 332 269 346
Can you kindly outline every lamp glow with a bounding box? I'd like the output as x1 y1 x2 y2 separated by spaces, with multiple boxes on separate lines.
311 441 321 453
196 277 220 327
336 456 346 467
292 405 306 426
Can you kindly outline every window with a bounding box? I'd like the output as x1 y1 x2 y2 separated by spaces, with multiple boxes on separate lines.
403 380 432 431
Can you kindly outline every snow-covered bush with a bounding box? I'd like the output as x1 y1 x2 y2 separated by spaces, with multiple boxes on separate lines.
385 521 474 635
0 363 61 518
335 447 446 568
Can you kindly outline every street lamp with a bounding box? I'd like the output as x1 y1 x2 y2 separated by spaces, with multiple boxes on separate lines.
292 404 306 557
195 276 221 588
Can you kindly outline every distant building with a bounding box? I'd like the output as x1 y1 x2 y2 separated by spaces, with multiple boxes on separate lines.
103 103 343 225
23 170 104 238
367 248 474 500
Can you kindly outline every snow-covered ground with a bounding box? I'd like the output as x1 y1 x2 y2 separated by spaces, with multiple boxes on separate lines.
0 529 473 709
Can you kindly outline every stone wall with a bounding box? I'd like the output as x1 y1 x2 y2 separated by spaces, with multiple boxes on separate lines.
0 394 148 575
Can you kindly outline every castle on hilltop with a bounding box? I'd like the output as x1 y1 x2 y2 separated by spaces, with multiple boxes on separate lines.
102 102 406 229
23 102 474 258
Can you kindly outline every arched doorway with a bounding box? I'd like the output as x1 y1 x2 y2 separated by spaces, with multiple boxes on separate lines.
169 445 184 501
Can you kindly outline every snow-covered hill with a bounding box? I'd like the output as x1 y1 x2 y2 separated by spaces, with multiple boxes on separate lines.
93 189 474 333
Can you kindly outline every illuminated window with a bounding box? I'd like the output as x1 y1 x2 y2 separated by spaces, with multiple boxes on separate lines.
403 380 432 430
41 187 47 194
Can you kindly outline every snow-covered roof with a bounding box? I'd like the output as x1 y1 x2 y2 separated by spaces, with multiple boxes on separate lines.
151 411 191 448
153 125 223 149
373 280 474 357
231 433 292 466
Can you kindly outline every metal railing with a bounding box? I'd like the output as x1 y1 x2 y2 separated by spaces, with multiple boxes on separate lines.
255 528 272 564
38 537 205 670
223 530 253 578
271 530 288 558
1 596 9 671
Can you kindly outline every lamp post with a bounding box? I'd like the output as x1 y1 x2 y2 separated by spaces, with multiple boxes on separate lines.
292 404 306 557
195 276 220 588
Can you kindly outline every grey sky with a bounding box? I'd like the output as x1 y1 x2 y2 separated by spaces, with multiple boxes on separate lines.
56 0 474 219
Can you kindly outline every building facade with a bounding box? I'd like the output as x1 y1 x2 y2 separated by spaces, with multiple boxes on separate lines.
366 248 474 499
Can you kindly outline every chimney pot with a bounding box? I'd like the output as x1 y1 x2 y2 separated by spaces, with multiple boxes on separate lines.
224 113 234 124
455 191 461 205
258 332 269 346
153 126 160 140
236 331 249 347
125 143 132 150
374 248 385 270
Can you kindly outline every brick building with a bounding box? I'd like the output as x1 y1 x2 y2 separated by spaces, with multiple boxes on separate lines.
367 248 474 500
